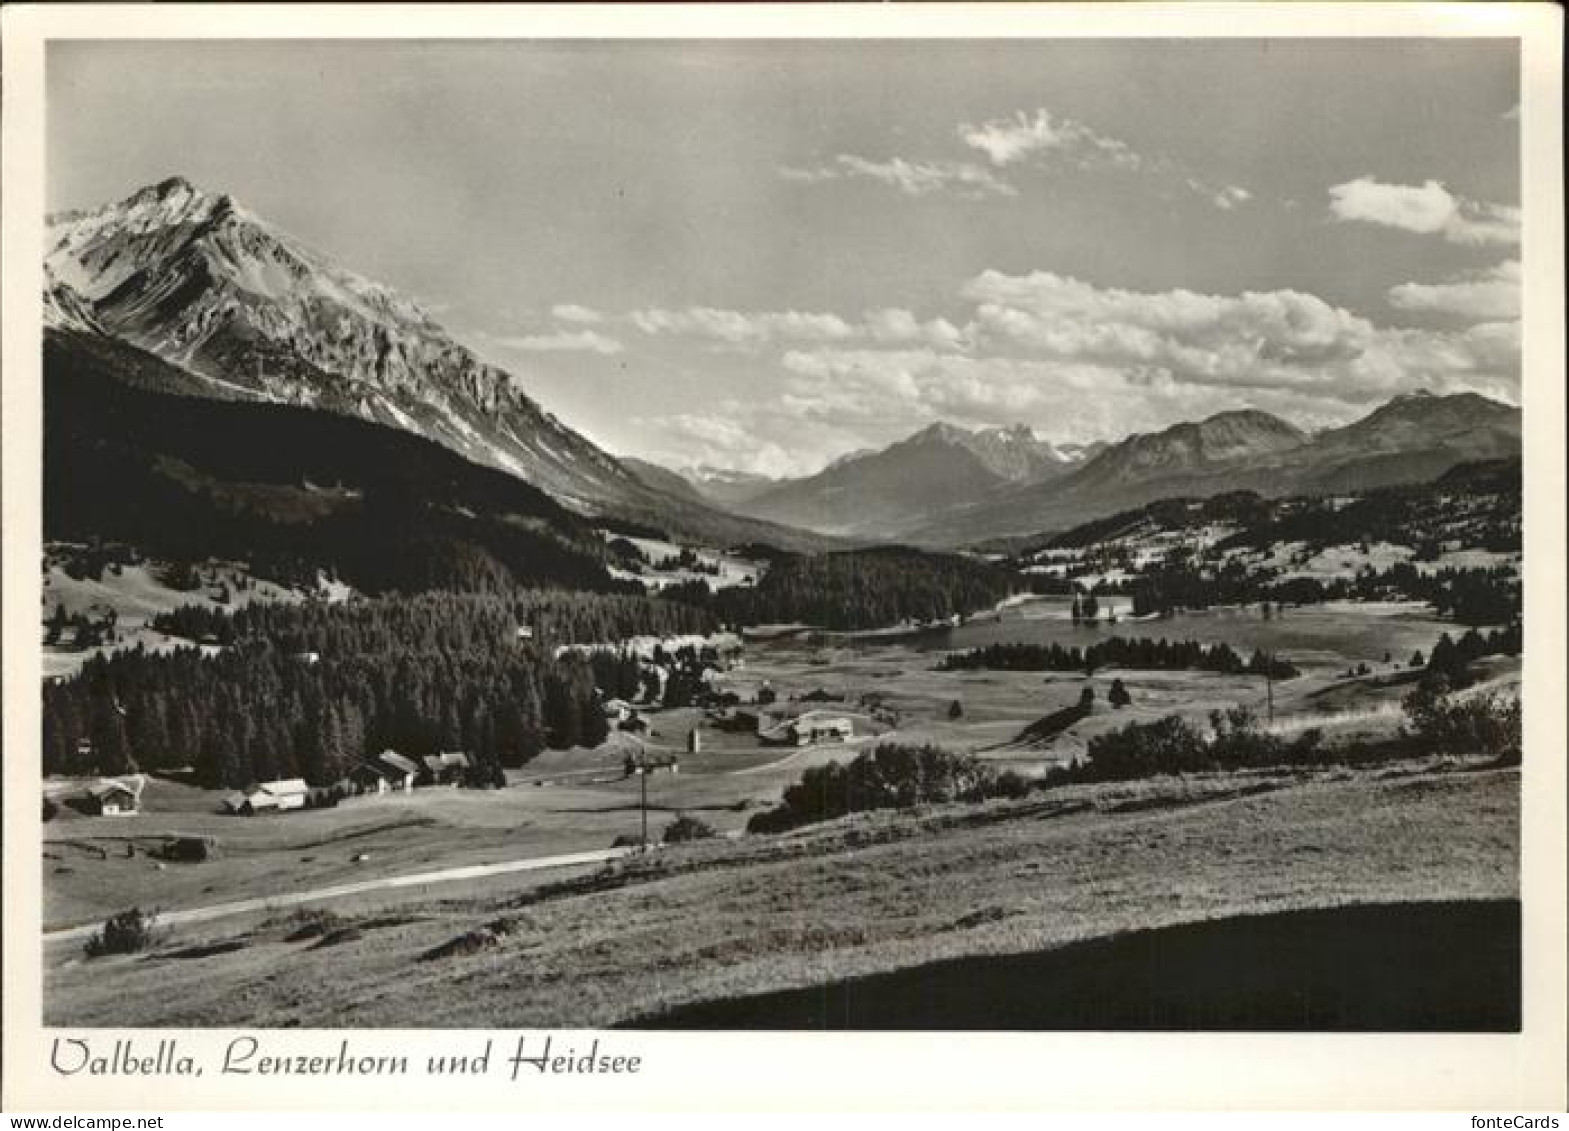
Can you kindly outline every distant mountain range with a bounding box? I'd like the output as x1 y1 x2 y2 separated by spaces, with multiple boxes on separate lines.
637 392 1520 546
42 177 830 552
45 177 1521 556
681 422 1079 539
900 392 1521 545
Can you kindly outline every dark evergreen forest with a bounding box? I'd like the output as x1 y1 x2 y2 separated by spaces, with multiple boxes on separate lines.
664 547 1012 631
43 590 721 788
937 637 1301 679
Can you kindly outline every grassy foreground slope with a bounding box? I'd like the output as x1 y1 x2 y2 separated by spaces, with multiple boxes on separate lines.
47 761 1516 1028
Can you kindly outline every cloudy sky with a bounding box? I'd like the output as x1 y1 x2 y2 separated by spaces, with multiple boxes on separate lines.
48 39 1520 477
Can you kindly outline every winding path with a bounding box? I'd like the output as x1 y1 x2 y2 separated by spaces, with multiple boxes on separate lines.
45 844 639 945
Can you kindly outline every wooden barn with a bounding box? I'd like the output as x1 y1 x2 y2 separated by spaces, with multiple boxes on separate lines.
759 711 855 748
225 778 310 815
84 780 139 817
349 761 391 796
420 750 470 786
376 751 420 792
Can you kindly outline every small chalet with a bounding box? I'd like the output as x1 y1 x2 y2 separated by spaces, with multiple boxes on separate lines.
601 698 634 724
759 712 854 748
226 778 310 815
85 780 138 817
376 751 420 791
420 751 470 786
349 761 392 796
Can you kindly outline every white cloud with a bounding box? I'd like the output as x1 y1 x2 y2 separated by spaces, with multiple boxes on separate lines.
1211 185 1252 210
780 154 1015 199
962 270 1380 390
787 108 1254 210
621 261 1518 476
576 261 1521 476
955 267 1517 410
959 108 1141 170
1328 177 1520 246
631 307 856 346
771 316 1516 453
629 409 820 479
625 265 1520 474
491 329 624 355
551 303 604 324
1388 260 1520 321
630 304 968 350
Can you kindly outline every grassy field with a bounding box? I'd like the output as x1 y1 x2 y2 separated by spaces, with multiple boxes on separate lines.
641 900 1521 1030
932 597 1462 675
45 758 1518 1027
47 632 1504 930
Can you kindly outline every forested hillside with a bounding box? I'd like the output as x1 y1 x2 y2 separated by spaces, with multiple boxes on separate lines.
664 547 1013 631
43 590 721 788
45 330 624 595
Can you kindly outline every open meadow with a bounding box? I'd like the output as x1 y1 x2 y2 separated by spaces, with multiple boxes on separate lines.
45 600 1514 934
45 757 1519 1028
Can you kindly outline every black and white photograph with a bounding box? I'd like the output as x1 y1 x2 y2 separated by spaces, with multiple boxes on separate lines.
3 3 1565 1114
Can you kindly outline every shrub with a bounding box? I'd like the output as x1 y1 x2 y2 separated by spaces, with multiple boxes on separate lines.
160 836 216 862
748 743 1011 834
663 814 718 844
1403 682 1521 762
948 699 964 720
992 770 1033 800
1072 709 1330 783
278 907 347 941
1108 679 1131 708
84 907 162 958
1081 715 1207 781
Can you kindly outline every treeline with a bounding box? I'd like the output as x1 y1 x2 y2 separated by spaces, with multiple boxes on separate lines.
938 637 1299 679
1117 562 1519 626
151 588 717 652
44 590 719 788
663 548 1012 631
1426 624 1522 686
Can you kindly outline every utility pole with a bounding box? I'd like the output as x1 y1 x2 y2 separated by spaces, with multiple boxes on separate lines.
1265 652 1276 729
638 756 648 848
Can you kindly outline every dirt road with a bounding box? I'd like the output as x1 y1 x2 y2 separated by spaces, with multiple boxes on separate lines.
44 844 640 945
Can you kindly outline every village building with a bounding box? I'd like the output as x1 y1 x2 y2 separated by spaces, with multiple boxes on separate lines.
625 752 681 777
759 711 855 747
420 750 470 786
601 698 634 724
376 751 420 791
349 761 392 796
225 777 310 815
84 780 138 816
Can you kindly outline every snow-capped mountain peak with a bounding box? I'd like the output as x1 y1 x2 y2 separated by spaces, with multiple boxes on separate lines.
43 176 646 511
